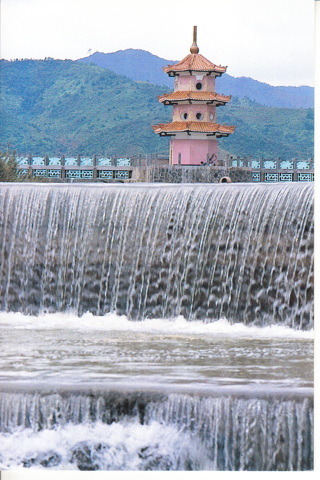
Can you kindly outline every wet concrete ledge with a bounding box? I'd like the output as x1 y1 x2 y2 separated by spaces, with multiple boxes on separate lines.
0 381 314 400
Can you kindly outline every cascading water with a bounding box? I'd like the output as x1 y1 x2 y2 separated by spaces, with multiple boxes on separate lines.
0 183 313 327
0 182 314 471
0 389 313 471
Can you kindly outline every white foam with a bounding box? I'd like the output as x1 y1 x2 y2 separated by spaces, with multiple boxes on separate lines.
0 311 313 339
0 420 209 470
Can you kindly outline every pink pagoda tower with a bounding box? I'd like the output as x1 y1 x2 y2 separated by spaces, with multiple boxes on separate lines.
153 27 236 165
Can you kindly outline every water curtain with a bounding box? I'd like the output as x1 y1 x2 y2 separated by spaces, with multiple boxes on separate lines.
0 183 313 328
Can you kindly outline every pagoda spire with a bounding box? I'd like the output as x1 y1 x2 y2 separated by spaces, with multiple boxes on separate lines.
190 26 199 54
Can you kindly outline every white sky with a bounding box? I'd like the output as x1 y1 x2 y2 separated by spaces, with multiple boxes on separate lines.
0 0 315 87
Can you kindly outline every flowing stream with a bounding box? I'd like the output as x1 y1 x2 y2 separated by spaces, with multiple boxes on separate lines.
0 182 314 471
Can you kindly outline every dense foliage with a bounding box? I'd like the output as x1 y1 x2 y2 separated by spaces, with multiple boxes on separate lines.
0 59 314 159
79 49 314 109
0 150 35 182
218 96 314 159
0 151 19 182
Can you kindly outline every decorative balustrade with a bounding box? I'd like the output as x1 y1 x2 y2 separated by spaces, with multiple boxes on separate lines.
15 155 314 183
228 157 314 182
279 160 294 170
97 157 112 166
48 169 61 178
116 170 130 179
116 158 131 166
251 160 260 169
228 157 313 171
279 173 293 182
32 157 45 165
15 155 137 182
262 160 277 170
64 157 78 166
17 157 29 166
296 160 311 170
99 170 113 179
49 157 61 165
298 173 314 182
33 169 47 176
80 157 94 166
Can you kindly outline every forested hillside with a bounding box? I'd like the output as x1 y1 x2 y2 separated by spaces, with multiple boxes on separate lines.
78 49 314 109
0 59 314 159
217 96 314 159
0 59 170 156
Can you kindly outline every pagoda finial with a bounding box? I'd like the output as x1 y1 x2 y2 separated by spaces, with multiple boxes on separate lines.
190 26 199 54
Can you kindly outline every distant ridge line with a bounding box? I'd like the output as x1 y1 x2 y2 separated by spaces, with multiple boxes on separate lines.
77 49 314 109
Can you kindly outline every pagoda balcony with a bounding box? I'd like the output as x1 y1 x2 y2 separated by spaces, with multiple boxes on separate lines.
158 91 232 106
152 121 236 137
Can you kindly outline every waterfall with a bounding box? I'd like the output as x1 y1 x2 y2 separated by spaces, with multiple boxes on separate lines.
0 389 313 471
0 182 314 471
0 183 313 328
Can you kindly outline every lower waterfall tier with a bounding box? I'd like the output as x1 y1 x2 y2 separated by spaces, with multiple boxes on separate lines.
0 388 313 471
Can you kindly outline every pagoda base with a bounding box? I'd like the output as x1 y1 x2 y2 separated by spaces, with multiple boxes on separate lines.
170 138 218 166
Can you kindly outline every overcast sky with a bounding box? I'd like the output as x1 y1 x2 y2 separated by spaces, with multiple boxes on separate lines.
0 0 315 87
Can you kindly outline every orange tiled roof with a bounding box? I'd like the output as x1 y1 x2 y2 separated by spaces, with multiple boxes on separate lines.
158 91 231 104
163 54 227 76
152 121 236 135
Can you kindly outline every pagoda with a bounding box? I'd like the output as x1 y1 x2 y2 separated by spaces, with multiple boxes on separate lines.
152 27 236 165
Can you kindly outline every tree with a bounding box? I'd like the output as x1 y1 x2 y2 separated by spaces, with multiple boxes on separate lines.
0 150 34 182
0 150 20 181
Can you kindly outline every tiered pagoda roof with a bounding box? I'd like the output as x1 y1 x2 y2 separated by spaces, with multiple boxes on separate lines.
163 54 227 76
153 26 236 152
152 121 236 137
158 91 231 106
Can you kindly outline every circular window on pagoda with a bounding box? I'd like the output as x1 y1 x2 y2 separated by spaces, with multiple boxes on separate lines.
196 82 203 90
180 112 188 120
209 113 214 121
196 112 203 120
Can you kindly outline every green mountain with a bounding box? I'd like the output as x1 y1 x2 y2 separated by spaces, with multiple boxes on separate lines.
78 49 314 109
217 96 314 159
0 59 314 159
0 58 171 156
